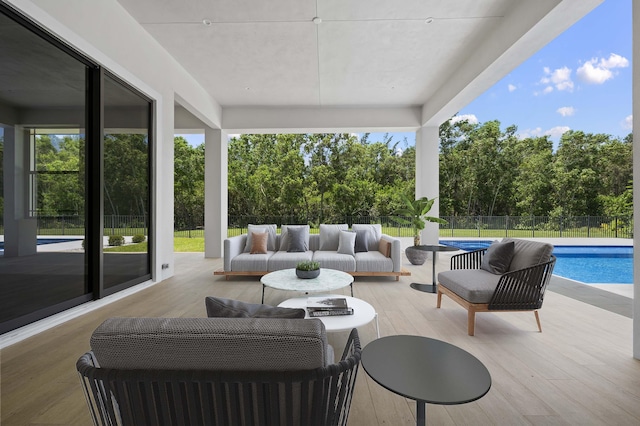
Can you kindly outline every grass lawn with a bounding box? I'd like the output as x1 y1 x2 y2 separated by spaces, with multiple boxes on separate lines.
103 239 205 252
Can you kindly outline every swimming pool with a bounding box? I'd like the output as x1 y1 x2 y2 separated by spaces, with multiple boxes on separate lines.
0 238 82 250
439 240 633 284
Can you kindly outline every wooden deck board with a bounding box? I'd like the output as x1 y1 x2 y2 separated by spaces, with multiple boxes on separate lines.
2 252 639 426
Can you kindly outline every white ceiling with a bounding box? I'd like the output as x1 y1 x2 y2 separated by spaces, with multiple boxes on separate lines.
116 0 601 125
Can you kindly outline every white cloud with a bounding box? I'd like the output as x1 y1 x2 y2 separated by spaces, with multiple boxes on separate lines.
517 127 543 139
540 66 574 93
577 53 629 84
508 84 516 92
517 126 571 140
450 114 479 125
545 126 571 139
557 106 575 117
623 115 633 130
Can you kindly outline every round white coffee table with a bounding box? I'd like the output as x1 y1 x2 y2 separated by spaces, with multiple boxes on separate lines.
260 268 354 303
278 294 379 338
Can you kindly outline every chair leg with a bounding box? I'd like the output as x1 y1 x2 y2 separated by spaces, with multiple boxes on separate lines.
534 310 542 332
468 308 476 336
436 289 442 308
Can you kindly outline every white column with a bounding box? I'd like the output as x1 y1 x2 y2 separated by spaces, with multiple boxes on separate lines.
204 128 228 258
155 97 175 280
632 0 639 360
3 126 37 257
415 126 440 245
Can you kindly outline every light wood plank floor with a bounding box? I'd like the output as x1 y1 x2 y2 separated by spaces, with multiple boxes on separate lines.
2 252 639 425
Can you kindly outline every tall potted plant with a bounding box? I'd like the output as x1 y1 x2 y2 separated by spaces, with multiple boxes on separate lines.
395 194 447 265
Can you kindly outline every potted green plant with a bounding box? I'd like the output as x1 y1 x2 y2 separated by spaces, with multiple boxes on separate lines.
395 194 448 265
295 260 321 279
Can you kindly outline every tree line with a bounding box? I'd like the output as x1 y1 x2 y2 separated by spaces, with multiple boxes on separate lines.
174 119 632 230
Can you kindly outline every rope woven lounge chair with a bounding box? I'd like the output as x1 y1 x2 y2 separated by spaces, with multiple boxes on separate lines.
77 317 361 426
436 238 556 336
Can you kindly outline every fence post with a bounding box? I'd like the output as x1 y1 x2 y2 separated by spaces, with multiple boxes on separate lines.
532 215 535 238
587 216 590 238
505 216 508 238
615 217 618 238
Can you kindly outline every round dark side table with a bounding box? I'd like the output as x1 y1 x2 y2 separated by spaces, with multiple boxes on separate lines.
409 245 459 293
361 335 491 426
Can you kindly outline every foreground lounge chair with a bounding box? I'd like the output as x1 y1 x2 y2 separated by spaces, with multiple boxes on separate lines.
437 238 556 336
77 317 361 425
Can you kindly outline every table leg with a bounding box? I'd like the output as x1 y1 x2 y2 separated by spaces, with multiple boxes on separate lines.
261 284 265 304
410 250 437 293
350 282 354 297
374 312 380 338
416 400 426 426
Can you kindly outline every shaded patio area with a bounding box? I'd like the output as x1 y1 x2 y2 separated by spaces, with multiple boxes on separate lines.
1 252 638 425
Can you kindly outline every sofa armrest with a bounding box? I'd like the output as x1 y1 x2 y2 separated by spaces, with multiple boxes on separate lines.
450 249 486 270
381 234 402 272
224 234 247 271
489 255 556 310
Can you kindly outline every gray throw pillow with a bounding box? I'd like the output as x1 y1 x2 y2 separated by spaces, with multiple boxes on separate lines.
337 230 356 256
205 297 306 319
355 229 369 253
287 226 308 252
480 240 515 274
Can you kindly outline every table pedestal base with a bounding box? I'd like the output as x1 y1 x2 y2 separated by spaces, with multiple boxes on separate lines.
416 400 426 426
410 282 437 294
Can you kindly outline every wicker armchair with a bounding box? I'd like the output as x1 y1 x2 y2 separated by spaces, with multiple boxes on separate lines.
437 238 556 336
77 317 361 426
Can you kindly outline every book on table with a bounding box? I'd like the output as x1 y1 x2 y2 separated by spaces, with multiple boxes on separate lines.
307 297 354 316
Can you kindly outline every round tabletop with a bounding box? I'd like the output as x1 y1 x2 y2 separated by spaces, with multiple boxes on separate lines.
361 335 491 405
411 245 459 253
260 268 353 292
278 295 376 333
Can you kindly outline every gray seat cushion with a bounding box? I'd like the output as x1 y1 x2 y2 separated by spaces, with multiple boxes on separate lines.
502 238 554 271
312 251 356 272
438 269 502 303
268 250 313 270
90 317 332 371
230 251 273 271
355 251 393 272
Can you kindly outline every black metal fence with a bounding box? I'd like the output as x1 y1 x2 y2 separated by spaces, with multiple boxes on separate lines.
1 214 630 239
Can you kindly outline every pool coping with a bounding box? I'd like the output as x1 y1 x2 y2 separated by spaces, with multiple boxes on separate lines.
549 275 632 318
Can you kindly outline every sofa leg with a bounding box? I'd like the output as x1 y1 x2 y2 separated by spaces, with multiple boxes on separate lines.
534 310 542 332
468 309 476 336
436 290 442 308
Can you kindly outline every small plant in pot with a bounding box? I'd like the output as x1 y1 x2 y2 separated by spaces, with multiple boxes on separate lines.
296 261 321 279
394 194 448 265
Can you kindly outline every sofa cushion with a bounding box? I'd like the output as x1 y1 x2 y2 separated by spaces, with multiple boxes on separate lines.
502 238 554 271
313 251 356 272
480 240 514 274
231 252 272 271
244 224 277 252
337 230 356 256
280 225 310 252
438 269 502 303
355 251 393 272
319 224 348 251
352 224 382 251
268 250 313 271
250 231 268 254
205 297 306 319
90 317 332 371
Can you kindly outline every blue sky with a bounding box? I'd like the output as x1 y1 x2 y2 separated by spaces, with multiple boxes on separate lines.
181 1 631 149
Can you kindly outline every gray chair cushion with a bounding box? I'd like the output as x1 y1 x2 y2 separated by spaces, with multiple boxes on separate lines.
337 230 356 256
438 269 502 303
312 251 356 271
480 240 515 274
502 238 554 271
205 297 306 319
231 252 273 271
90 317 332 371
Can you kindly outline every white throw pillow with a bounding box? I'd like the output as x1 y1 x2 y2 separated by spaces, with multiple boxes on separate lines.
337 230 356 256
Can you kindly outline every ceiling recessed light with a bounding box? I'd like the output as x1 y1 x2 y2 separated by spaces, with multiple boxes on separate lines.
312 17 322 24
202 19 212 26
244 87 250 90
425 17 434 24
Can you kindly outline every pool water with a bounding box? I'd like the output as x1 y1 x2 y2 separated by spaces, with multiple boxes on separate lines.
0 238 82 250
439 240 633 284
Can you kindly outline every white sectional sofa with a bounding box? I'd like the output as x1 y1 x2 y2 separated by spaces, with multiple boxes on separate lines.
215 224 409 280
